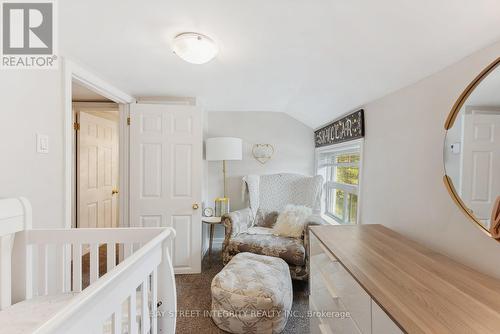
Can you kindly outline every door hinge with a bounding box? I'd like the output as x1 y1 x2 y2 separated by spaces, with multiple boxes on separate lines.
73 122 80 131
127 117 131 126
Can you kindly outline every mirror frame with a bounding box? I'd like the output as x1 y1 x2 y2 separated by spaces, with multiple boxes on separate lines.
443 56 500 239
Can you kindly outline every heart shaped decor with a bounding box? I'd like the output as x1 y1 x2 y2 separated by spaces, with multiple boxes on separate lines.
252 144 275 164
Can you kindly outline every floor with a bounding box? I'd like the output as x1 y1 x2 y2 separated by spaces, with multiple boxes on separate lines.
175 244 310 334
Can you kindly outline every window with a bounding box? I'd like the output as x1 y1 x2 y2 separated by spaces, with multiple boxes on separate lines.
316 142 362 224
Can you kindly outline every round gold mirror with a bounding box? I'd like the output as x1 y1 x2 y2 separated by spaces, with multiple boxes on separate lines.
444 57 500 239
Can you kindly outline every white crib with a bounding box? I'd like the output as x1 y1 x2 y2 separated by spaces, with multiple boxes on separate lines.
0 197 177 334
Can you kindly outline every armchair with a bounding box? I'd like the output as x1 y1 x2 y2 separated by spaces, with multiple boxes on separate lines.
222 173 325 280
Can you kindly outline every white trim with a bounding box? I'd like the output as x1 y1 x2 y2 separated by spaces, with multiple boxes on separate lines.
72 102 119 111
357 139 365 223
320 214 340 225
314 138 365 224
326 181 358 194
137 96 196 105
315 138 363 153
118 104 130 228
63 58 135 229
66 61 135 104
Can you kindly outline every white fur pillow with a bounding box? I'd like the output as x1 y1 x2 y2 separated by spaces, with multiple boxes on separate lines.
273 205 312 238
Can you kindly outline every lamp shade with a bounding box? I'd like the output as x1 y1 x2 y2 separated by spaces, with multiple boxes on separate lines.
206 137 242 161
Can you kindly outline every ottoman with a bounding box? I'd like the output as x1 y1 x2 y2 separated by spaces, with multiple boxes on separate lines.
211 252 293 334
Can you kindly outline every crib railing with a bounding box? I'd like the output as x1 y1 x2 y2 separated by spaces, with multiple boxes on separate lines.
17 227 176 334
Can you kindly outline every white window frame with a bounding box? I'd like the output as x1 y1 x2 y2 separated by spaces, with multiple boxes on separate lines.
315 138 364 225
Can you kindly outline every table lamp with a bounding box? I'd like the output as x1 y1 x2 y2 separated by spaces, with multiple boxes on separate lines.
206 137 242 215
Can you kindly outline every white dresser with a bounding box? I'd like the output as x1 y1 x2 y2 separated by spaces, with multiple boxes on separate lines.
309 225 500 334
310 232 401 334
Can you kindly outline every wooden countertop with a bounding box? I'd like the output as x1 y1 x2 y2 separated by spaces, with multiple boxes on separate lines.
309 224 500 334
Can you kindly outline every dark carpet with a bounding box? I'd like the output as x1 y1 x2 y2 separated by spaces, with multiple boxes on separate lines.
175 244 310 334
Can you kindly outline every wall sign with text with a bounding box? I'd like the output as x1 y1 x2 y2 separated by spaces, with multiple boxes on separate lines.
314 109 364 147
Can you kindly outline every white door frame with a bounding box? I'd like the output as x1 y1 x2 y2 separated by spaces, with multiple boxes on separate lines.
63 59 136 229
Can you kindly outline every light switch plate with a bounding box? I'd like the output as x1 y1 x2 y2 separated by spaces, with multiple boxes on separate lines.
451 142 461 154
36 134 49 153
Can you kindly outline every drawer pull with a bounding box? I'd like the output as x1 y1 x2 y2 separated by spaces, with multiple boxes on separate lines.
319 242 338 262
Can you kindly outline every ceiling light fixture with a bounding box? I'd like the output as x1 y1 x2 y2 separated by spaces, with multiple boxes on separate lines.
172 32 218 65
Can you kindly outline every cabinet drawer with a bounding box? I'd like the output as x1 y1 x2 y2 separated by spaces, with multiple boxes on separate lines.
311 254 339 298
330 261 371 334
371 300 403 334
310 233 367 334
310 236 360 334
310 288 361 334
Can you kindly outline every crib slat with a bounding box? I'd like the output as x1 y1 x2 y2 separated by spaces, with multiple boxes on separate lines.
113 305 122 334
64 244 71 292
0 235 12 310
72 243 82 292
37 244 48 296
151 269 158 334
141 278 149 334
124 243 133 259
25 244 34 299
107 243 116 272
55 244 71 293
55 244 65 293
133 242 141 253
90 243 99 284
129 289 137 334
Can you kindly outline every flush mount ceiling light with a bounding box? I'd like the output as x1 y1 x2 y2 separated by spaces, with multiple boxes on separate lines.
172 32 218 64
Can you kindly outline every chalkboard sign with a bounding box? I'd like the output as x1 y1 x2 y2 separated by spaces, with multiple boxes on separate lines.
314 109 364 147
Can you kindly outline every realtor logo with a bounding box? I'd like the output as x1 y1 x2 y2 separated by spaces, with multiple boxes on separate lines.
1 0 57 69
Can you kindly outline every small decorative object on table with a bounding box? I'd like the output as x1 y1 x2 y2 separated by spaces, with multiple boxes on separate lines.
215 197 229 217
203 207 214 217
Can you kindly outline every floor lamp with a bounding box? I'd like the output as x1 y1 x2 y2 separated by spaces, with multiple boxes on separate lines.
206 137 242 215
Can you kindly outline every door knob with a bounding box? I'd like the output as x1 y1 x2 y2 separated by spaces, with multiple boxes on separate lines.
192 203 199 210
112 189 119 195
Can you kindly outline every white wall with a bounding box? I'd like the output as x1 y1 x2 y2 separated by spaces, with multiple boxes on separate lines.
203 111 315 243
360 41 500 279
0 71 64 228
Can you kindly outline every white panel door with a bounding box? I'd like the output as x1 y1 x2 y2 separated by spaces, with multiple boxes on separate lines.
129 103 202 274
461 109 500 226
77 112 119 229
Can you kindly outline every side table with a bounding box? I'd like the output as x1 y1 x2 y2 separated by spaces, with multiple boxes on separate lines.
202 216 222 263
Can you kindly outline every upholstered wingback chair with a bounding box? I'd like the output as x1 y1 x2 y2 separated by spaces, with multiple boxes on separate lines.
222 173 325 280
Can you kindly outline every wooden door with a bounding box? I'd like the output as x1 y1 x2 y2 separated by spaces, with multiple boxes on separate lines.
129 103 202 274
77 111 119 228
461 109 500 227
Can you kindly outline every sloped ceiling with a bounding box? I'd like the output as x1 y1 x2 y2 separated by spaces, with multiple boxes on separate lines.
60 0 500 128
72 82 112 102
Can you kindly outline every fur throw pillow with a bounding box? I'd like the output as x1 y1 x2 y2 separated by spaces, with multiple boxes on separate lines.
273 205 312 238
